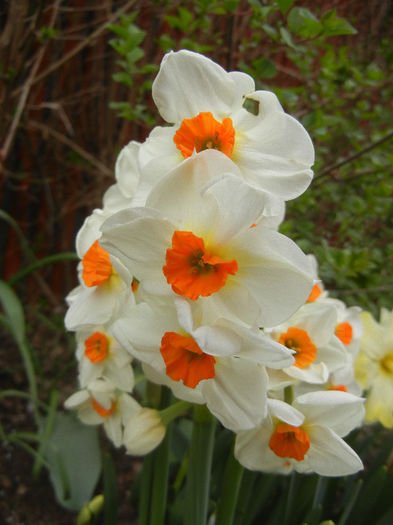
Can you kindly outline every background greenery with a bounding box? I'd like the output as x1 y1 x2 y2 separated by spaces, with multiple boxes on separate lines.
0 1 392 524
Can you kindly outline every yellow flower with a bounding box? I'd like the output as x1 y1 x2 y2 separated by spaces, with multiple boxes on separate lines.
355 309 393 428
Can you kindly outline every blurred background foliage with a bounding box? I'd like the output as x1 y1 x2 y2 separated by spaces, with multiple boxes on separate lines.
0 1 392 524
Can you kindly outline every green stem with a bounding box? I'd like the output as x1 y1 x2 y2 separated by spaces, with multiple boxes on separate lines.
284 471 297 525
8 252 78 286
215 442 244 525
103 452 118 525
312 476 328 510
150 423 172 525
284 385 294 405
138 453 154 525
18 338 40 424
160 400 192 425
337 479 363 525
185 404 216 525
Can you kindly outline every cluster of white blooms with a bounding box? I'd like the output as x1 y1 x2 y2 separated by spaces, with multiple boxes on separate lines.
64 50 365 475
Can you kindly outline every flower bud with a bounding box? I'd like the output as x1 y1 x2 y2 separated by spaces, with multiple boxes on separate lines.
123 408 166 455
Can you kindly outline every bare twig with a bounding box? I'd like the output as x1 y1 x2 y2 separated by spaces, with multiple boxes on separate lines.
314 130 393 183
25 120 113 177
0 0 62 166
11 0 137 98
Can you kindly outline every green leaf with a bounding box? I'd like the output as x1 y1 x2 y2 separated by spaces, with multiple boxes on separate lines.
287 7 323 38
0 280 25 344
252 57 277 78
321 9 357 36
276 0 296 15
280 26 298 48
45 413 102 511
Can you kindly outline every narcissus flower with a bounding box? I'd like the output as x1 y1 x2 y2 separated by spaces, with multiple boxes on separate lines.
355 309 393 428
100 152 313 328
111 297 294 431
266 302 349 388
65 210 135 331
64 378 141 447
75 326 134 391
139 49 314 201
235 391 364 476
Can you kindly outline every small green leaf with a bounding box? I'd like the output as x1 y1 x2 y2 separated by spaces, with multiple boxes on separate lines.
276 0 296 15
287 7 323 38
280 26 298 48
0 280 25 344
321 9 357 36
253 57 277 79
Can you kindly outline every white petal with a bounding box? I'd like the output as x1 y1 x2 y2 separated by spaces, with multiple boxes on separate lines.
221 321 294 368
202 357 268 431
304 425 363 476
147 150 241 238
64 390 90 409
102 184 133 213
201 172 279 245
234 229 313 327
64 284 122 331
104 361 134 392
100 207 174 286
235 419 293 474
193 324 242 357
294 390 365 436
76 210 107 258
153 50 253 122
115 140 141 198
111 302 178 366
104 412 123 447
267 398 304 426
285 362 329 384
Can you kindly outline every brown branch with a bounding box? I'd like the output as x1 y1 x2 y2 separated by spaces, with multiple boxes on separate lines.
0 0 62 166
11 0 137 98
25 120 113 177
314 130 393 183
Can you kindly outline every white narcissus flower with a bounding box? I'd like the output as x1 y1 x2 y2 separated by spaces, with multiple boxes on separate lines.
139 49 314 201
266 302 349 389
111 297 294 432
64 379 140 447
355 309 393 428
64 210 135 331
235 391 364 477
100 152 313 329
75 326 134 391
123 408 166 456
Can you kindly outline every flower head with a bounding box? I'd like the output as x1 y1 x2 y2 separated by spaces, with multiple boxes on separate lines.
355 309 393 427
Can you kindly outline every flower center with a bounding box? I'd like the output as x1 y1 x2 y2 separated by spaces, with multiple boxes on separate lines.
269 423 310 461
306 283 322 303
279 327 317 368
82 240 113 287
91 398 116 417
380 353 393 376
84 332 109 363
328 384 348 392
335 322 353 345
163 231 238 300
173 111 235 159
160 332 216 388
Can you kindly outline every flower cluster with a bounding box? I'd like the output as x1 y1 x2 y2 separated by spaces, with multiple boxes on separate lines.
64 50 366 475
